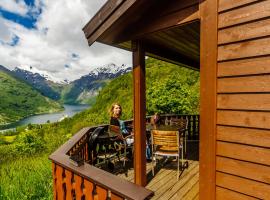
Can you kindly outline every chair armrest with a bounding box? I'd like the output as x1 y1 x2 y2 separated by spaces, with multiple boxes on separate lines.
124 134 133 139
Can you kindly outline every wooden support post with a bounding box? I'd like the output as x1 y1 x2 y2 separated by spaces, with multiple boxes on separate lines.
132 40 146 187
199 0 218 199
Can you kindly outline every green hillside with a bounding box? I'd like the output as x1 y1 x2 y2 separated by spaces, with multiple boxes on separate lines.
0 58 199 199
71 57 200 125
0 70 63 125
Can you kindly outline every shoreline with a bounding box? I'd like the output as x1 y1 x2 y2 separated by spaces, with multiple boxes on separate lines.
0 104 89 131
0 106 64 127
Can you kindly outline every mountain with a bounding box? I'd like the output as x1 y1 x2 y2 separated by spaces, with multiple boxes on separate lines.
62 63 131 104
12 63 131 105
70 58 199 124
0 66 63 125
12 66 66 100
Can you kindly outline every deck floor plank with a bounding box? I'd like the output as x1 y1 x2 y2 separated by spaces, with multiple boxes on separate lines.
181 180 199 200
116 160 199 200
148 161 198 200
153 163 199 200
114 141 199 199
167 171 199 200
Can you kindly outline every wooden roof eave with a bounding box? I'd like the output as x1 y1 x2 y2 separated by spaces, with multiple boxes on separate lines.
97 40 200 71
83 0 200 46
83 0 200 70
83 0 141 46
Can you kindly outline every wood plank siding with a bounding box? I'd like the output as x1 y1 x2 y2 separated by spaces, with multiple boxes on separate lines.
216 0 270 198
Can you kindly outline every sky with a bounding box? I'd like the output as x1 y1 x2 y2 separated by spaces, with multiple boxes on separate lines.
0 0 132 81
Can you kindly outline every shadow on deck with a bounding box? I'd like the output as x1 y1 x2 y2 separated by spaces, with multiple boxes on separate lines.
50 115 200 200
103 141 199 200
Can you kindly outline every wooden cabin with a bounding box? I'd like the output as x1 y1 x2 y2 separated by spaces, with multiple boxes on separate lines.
49 0 270 199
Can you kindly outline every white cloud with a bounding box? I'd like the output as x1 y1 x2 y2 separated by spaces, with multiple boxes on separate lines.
0 0 28 16
0 0 132 81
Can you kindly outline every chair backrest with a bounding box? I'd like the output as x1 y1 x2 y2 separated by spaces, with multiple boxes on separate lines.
88 126 105 149
170 118 188 131
108 125 122 137
151 130 179 151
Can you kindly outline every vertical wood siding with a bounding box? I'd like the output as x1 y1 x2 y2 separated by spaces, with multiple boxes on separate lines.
216 0 270 198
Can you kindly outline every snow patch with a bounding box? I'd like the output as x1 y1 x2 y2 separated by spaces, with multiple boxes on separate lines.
15 65 70 84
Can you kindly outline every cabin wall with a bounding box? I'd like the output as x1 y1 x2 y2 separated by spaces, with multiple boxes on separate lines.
216 0 270 199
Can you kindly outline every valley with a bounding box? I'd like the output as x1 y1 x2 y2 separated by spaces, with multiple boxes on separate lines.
0 63 131 125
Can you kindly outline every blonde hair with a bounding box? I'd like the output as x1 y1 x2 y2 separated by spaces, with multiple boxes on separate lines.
110 103 122 117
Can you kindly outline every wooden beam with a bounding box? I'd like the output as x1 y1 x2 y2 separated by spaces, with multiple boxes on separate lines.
82 0 124 39
144 41 200 70
85 0 138 46
199 0 218 199
132 40 146 187
112 3 199 44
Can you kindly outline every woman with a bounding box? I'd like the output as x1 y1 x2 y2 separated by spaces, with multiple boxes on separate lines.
110 103 129 135
110 103 151 160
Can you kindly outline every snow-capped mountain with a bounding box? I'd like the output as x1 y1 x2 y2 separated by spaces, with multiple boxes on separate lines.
11 63 131 104
89 63 131 76
12 66 65 100
62 64 131 104
14 65 69 84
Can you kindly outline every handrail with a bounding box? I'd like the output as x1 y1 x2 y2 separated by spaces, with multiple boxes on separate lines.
49 126 153 200
49 114 199 200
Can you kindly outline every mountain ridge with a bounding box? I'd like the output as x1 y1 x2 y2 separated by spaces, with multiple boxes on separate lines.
11 64 131 104
0 67 63 125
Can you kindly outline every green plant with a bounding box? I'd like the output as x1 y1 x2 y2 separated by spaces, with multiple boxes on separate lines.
15 131 46 155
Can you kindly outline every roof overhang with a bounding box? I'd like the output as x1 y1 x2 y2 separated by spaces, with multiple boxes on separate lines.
83 0 200 70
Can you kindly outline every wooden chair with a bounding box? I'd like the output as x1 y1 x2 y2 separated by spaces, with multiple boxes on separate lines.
108 125 133 167
169 118 188 157
151 129 184 180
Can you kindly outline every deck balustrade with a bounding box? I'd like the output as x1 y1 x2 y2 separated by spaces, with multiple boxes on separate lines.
49 114 199 200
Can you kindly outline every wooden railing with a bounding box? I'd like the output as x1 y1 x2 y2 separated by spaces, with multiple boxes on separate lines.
156 114 200 140
49 114 199 200
50 127 153 200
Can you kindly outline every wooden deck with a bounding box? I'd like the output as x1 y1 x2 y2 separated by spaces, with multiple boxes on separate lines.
115 141 199 200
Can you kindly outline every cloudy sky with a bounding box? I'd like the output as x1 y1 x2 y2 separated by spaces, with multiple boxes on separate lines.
0 0 132 81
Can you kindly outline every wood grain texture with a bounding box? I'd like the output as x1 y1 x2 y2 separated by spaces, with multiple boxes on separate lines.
217 75 270 93
83 0 124 38
216 186 258 200
217 141 270 165
132 40 146 186
217 110 270 129
122 5 199 42
217 94 270 110
64 170 73 200
55 165 64 200
219 1 270 28
96 186 107 200
216 172 270 199
199 0 218 199
74 175 83 199
111 193 123 200
218 18 270 44
86 0 137 45
84 180 94 200
216 156 270 184
109 0 199 44
217 125 270 147
218 37 270 61
218 0 259 12
218 56 270 77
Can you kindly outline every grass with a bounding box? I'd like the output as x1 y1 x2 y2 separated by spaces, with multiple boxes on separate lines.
0 154 53 200
2 135 16 143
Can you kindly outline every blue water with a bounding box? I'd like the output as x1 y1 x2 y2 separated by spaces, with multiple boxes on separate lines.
0 104 89 130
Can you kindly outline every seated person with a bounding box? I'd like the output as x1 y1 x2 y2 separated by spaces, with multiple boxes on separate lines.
110 103 133 145
150 113 161 128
